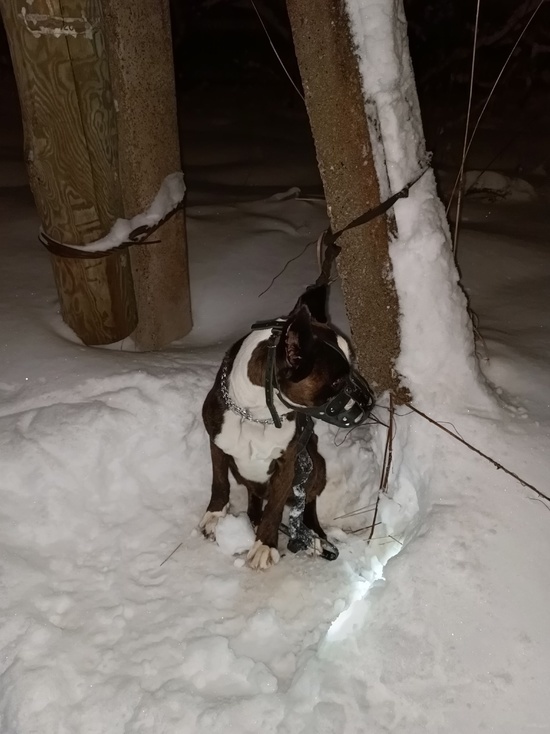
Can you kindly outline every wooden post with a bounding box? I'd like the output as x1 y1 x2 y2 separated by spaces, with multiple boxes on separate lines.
1 0 137 345
286 0 406 399
102 0 192 350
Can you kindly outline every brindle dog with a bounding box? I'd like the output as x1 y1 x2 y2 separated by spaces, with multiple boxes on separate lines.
199 286 352 569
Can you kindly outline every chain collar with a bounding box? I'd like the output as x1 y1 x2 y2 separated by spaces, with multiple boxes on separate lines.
220 358 291 426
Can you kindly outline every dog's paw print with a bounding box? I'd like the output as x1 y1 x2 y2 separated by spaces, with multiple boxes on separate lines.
247 540 280 570
199 504 228 539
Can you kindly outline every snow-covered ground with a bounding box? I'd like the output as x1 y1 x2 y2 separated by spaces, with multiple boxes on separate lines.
1 70 550 734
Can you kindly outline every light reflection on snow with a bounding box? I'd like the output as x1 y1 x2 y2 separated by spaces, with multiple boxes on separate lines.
325 547 398 643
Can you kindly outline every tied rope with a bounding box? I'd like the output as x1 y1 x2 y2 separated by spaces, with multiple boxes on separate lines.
39 202 183 260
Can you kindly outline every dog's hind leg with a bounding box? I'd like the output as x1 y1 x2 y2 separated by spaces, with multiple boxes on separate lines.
200 440 230 539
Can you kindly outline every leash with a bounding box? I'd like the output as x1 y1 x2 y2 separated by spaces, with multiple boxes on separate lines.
315 166 429 287
280 413 339 561
251 319 287 428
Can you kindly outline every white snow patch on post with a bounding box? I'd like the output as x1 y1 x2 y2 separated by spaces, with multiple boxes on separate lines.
340 2 499 644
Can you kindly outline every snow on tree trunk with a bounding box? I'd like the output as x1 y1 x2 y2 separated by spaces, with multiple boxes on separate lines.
286 0 406 401
333 0 497 562
344 0 490 409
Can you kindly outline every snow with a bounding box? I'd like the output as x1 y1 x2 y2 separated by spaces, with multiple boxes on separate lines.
2 160 549 731
463 170 538 201
2 6 550 731
214 513 256 556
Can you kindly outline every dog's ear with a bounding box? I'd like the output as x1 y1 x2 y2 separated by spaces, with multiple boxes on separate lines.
282 304 314 371
295 285 328 323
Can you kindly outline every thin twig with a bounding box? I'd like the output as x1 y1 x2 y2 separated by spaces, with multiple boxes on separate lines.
419 0 541 88
159 542 183 567
446 0 545 218
378 404 414 418
469 306 490 360
332 413 387 448
369 394 395 543
452 0 482 256
409 404 549 503
462 0 544 171
355 534 403 546
249 0 305 103
350 522 381 535
336 405 396 525
333 504 376 521
258 240 315 297
434 420 466 442
337 488 408 524
316 231 325 274
529 498 550 513
381 396 395 493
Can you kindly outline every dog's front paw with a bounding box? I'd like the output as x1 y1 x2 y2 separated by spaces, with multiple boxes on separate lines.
247 540 280 570
199 504 228 539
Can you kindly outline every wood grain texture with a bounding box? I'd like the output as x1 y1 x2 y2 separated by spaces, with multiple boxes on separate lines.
102 0 192 351
1 0 137 345
287 0 406 400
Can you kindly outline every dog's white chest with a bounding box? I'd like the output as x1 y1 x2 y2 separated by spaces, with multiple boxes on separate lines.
214 329 296 484
215 413 295 483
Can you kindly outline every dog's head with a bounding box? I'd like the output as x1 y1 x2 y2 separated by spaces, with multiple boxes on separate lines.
275 286 374 427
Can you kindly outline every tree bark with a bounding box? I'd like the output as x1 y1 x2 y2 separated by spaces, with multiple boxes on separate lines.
286 0 407 400
1 0 137 345
102 0 192 350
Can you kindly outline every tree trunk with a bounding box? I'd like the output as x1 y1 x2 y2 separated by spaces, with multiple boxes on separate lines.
286 0 406 400
1 0 137 345
102 0 192 350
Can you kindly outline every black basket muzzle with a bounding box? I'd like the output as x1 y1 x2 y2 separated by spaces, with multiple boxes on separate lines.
278 367 375 428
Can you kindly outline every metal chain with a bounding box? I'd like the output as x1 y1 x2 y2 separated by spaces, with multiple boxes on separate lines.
219 358 290 426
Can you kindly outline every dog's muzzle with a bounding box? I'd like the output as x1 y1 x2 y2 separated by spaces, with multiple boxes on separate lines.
278 365 375 428
307 369 374 428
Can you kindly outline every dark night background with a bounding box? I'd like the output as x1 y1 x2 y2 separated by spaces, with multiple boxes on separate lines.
168 0 550 193
1 0 549 199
